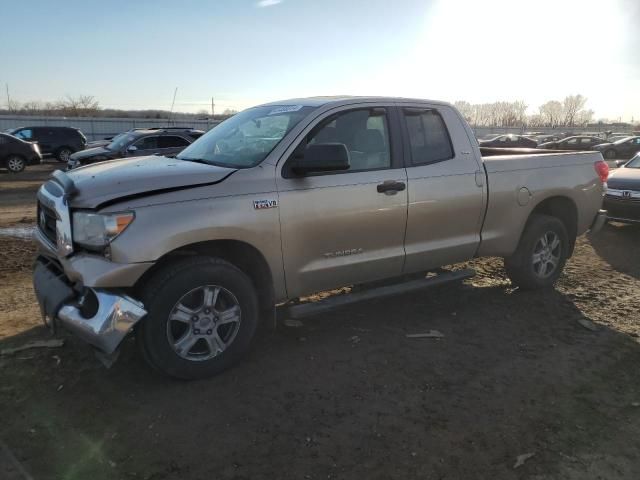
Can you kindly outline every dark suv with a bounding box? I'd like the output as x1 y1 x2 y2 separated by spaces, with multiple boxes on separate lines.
67 127 204 170
0 133 42 172
7 126 86 162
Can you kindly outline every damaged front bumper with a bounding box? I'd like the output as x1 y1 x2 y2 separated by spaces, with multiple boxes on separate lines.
33 257 147 355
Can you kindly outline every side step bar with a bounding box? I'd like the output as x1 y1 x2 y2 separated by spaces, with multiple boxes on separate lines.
285 268 475 319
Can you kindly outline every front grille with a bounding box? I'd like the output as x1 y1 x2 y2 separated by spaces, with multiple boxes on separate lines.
604 198 640 221
37 202 58 245
604 195 640 204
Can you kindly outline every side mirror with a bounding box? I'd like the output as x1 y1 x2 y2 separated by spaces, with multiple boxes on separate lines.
127 145 138 153
615 159 625 168
290 143 350 175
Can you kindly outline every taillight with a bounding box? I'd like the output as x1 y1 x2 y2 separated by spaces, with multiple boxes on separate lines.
594 160 609 183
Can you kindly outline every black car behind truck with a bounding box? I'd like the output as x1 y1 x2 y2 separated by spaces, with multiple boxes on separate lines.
67 127 204 169
7 126 86 162
0 133 42 172
604 153 640 223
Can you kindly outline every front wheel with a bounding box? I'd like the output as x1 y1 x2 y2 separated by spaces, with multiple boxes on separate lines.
6 155 26 173
504 214 569 290
137 257 259 379
56 148 73 162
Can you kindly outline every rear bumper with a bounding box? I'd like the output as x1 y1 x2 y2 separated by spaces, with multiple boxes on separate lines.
33 257 147 354
589 209 608 233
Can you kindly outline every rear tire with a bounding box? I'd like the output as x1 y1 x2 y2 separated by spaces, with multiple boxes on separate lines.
604 149 617 159
6 155 26 173
136 256 259 380
56 148 73 162
504 214 569 290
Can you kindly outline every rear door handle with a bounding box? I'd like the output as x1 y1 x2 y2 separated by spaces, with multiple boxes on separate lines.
377 181 406 194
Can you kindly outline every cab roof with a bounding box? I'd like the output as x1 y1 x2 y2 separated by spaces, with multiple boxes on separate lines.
258 96 452 108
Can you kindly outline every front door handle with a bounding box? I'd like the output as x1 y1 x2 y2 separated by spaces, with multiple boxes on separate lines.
377 180 406 194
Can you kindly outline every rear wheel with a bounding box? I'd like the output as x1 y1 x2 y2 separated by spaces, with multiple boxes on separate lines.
6 155 26 173
56 148 73 162
504 214 569 290
137 257 259 379
604 149 617 159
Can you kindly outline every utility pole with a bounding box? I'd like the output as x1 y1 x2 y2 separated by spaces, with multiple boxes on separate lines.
211 97 215 119
5 83 10 111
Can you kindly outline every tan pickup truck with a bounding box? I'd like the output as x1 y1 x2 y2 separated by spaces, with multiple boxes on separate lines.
33 97 608 379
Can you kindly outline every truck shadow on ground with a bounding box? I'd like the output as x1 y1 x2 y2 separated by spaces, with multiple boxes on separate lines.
589 222 640 280
2 279 640 479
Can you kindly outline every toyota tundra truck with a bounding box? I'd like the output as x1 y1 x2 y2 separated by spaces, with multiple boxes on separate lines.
32 97 608 379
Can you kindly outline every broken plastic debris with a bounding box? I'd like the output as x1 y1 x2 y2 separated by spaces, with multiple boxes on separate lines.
283 318 304 328
1 339 64 356
577 318 598 331
406 330 445 339
514 452 535 469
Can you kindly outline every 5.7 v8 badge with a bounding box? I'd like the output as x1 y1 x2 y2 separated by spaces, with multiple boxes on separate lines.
253 199 279 210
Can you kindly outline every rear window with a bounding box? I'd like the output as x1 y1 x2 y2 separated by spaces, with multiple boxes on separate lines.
403 109 454 164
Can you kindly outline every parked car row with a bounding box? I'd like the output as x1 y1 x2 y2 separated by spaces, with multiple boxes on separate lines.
1 125 204 173
477 132 640 160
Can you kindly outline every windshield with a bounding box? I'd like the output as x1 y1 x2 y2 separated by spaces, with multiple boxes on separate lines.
176 105 316 168
626 154 640 168
614 136 635 145
106 132 137 151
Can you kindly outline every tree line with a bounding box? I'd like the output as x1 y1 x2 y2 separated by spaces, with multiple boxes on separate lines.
455 94 605 128
0 95 238 120
1 93 634 128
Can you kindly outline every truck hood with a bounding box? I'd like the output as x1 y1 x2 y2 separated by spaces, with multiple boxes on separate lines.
67 155 236 208
70 146 117 162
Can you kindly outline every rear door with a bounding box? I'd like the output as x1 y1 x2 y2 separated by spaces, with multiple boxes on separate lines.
400 104 486 273
276 104 408 297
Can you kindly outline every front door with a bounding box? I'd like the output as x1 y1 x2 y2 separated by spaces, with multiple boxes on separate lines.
400 105 486 272
276 105 408 298
129 135 160 157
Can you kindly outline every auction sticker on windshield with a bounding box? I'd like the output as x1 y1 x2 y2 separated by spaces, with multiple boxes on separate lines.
268 105 303 115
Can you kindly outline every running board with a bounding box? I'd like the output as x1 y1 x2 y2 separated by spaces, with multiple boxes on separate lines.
285 268 475 319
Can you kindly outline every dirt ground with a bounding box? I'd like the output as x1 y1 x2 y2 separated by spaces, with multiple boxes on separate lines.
0 162 639 480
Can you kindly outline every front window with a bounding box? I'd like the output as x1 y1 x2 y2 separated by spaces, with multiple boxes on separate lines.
107 133 137 151
177 105 316 168
626 154 640 168
305 108 391 171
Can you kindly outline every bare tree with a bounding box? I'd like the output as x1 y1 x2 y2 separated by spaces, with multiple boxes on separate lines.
539 101 563 127
58 95 100 116
562 94 587 127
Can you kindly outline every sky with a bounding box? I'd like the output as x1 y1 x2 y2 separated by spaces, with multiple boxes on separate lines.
1 0 638 121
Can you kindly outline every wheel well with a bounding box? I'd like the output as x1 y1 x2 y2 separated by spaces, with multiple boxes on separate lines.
134 240 275 311
529 196 578 256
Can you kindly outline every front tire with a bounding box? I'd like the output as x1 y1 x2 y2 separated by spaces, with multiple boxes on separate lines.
137 257 259 379
504 214 569 290
6 155 26 173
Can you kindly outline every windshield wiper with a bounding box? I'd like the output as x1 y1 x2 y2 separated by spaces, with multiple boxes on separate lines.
177 157 210 164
